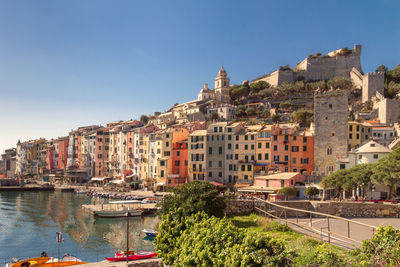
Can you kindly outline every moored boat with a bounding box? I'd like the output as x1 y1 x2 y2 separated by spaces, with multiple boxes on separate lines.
142 229 158 238
105 251 157 262
94 209 143 218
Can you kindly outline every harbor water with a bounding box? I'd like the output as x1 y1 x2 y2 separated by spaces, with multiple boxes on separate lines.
0 191 158 263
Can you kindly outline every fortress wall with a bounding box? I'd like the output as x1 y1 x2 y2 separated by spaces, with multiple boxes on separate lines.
378 98 400 125
362 72 385 103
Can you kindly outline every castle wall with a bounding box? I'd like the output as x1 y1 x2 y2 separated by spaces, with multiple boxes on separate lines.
362 72 385 103
350 67 363 89
313 90 348 177
377 98 400 125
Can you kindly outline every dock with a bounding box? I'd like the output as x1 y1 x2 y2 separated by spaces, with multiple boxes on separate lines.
0 185 54 191
82 202 158 216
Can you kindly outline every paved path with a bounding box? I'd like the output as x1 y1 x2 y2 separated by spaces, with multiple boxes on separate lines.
282 217 400 250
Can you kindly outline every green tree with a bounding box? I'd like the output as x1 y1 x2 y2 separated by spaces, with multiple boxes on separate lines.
157 181 226 217
271 114 280 123
327 77 353 90
304 186 320 200
235 105 246 117
377 64 388 72
140 114 149 124
292 109 314 127
250 81 270 93
209 112 220 122
321 169 350 198
246 107 257 117
371 147 400 199
277 187 297 200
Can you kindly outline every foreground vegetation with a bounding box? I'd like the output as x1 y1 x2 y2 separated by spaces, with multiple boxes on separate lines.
155 181 400 266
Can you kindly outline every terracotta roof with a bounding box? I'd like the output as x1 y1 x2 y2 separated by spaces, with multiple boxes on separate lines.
254 172 301 180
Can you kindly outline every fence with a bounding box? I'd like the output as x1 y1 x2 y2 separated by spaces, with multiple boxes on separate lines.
254 198 377 245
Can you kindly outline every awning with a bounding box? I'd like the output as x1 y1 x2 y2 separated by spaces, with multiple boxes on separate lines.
210 181 223 187
110 179 125 184
238 186 276 193
89 177 112 183
126 174 135 178
156 182 166 186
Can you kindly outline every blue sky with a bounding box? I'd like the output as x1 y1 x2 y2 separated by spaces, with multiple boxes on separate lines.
1 0 399 152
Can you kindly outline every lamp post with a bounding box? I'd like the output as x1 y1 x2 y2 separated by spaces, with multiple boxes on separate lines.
126 211 130 263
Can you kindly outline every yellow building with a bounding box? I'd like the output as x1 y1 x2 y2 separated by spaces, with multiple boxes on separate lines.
348 121 373 150
234 126 257 184
188 130 207 182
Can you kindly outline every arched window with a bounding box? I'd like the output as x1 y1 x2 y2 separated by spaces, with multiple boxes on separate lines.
327 147 332 155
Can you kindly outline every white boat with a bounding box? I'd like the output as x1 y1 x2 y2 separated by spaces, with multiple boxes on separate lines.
108 200 142 204
94 209 143 218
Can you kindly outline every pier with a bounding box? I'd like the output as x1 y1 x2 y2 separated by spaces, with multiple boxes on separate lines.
82 202 158 215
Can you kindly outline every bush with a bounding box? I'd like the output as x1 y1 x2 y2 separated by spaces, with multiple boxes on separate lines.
157 181 226 217
354 225 400 266
310 243 345 266
264 220 292 232
156 211 294 267
304 186 320 199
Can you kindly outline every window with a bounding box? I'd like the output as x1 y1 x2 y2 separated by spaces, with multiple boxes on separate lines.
228 143 232 149
209 172 212 178
235 135 239 140
273 155 279 161
258 143 262 149
218 172 222 177
258 132 264 138
219 127 222 132
251 135 255 140
244 175 248 180
235 144 239 149
228 128 232 132
192 164 196 171
266 180 269 187
293 136 297 141
247 165 251 171
166 142 169 147
292 157 296 164
235 154 238 160
329 104 332 109
292 146 299 152
209 161 212 167
266 142 270 148
285 145 288 151
199 164 202 171
284 135 289 141
175 160 180 166
177 151 180 156
273 136 277 141
229 164 233 171
251 144 254 150
161 170 164 177
303 146 307 152
209 147 212 154
280 180 284 187
373 154 379 159
340 164 345 169
349 125 353 131
356 125 360 131
327 148 332 155
228 135 232 140
193 174 197 180
273 145 277 151
218 161 222 167
245 135 248 141
245 145 248 150
258 154 262 160
265 153 269 160
284 155 289 162
160 161 165 166
356 134 359 139
358 155 362 159
214 127 218 132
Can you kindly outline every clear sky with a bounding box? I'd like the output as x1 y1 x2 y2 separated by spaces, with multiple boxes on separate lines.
1 0 399 153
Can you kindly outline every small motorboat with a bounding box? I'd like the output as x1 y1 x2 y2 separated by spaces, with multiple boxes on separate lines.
105 251 157 262
9 257 50 267
142 229 158 238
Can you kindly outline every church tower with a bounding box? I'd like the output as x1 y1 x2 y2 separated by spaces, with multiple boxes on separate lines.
214 66 230 103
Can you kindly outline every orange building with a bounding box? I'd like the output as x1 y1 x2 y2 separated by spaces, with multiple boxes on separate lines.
168 140 188 187
270 124 314 175
58 137 69 170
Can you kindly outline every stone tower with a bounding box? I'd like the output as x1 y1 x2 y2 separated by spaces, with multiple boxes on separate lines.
214 66 230 103
362 71 385 103
313 89 348 177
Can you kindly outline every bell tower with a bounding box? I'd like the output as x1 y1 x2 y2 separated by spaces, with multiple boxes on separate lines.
214 66 230 103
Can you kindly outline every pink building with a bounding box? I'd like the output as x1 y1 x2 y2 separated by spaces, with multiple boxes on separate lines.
58 137 69 170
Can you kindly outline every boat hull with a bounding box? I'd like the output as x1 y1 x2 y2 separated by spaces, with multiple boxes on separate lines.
94 209 142 218
106 252 157 262
10 257 50 267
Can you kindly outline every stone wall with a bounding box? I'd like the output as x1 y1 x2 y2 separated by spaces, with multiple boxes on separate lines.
377 98 400 125
312 201 400 217
226 199 400 218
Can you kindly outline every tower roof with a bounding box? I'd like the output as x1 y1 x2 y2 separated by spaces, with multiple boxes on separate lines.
218 66 227 76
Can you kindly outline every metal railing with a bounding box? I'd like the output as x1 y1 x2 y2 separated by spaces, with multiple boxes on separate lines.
254 198 377 245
